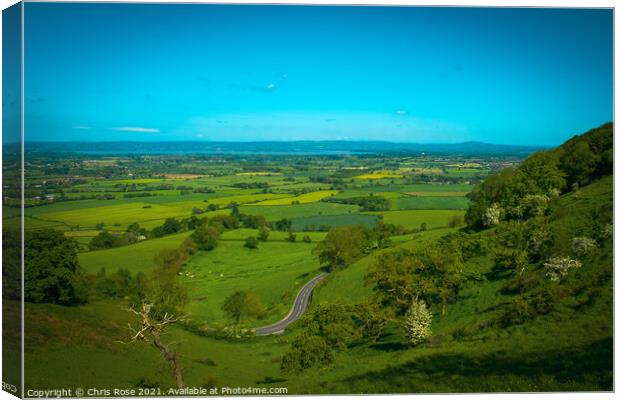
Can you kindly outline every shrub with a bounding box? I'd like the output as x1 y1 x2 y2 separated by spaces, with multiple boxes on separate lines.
494 249 528 276
353 301 389 342
302 235 312 243
447 214 464 228
180 237 198 255
301 303 359 349
403 300 432 346
543 256 582 282
95 268 117 298
547 187 561 198
521 194 549 219
244 236 259 249
498 297 534 327
501 272 539 294
527 223 550 258
602 223 613 239
221 291 266 322
162 218 182 234
482 203 501 227
191 225 220 251
257 226 270 241
280 334 334 374
89 231 121 250
150 225 166 238
571 236 597 257
274 218 292 231
313 225 371 269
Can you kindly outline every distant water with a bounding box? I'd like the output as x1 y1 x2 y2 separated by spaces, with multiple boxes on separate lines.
18 141 545 156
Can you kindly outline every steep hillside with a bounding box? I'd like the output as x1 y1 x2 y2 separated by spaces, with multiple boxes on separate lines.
298 123 613 392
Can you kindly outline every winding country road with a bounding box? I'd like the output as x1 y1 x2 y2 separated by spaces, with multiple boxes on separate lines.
255 272 329 336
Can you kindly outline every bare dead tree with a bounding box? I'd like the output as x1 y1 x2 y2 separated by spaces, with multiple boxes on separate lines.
120 303 186 389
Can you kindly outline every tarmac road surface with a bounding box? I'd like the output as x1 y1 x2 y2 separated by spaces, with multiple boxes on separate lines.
255 272 329 335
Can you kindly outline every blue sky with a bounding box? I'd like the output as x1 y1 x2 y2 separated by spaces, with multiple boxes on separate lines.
22 4 612 145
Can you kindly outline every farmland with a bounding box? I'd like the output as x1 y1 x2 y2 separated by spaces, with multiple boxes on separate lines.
6 130 612 395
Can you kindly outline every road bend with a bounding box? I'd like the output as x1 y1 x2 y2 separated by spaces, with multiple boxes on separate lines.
255 272 329 335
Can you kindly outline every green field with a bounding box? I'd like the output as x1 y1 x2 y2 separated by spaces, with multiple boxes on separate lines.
397 196 470 210
362 183 474 193
240 202 360 220
330 190 404 200
182 239 322 326
29 193 292 230
253 190 338 205
365 209 464 229
290 213 379 231
78 232 192 274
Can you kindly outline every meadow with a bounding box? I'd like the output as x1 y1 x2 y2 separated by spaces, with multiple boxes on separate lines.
78 232 192 274
182 238 321 325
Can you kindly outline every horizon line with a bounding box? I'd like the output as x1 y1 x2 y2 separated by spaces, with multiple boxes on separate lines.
12 139 552 147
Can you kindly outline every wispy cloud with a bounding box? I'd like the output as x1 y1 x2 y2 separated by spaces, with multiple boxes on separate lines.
72 125 92 130
395 110 408 116
111 126 160 133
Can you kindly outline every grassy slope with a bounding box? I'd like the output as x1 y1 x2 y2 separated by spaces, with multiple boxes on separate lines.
182 239 322 326
78 232 192 274
315 228 458 304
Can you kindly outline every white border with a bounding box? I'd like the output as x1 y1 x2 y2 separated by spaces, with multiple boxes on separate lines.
0 1 617 400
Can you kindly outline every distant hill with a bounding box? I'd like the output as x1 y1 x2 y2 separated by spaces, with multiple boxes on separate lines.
20 140 546 156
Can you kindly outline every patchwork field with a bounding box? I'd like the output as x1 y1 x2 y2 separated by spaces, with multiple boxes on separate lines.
17 145 586 396
253 190 338 205
405 191 469 197
397 196 470 210
365 209 465 229
240 202 359 220
355 171 402 180
290 213 380 231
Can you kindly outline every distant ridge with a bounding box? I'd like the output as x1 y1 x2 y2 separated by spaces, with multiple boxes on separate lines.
18 140 546 156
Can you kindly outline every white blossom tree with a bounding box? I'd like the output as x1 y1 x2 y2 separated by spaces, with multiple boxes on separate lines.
543 256 582 282
482 203 501 227
571 236 597 257
521 194 549 218
403 300 433 346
